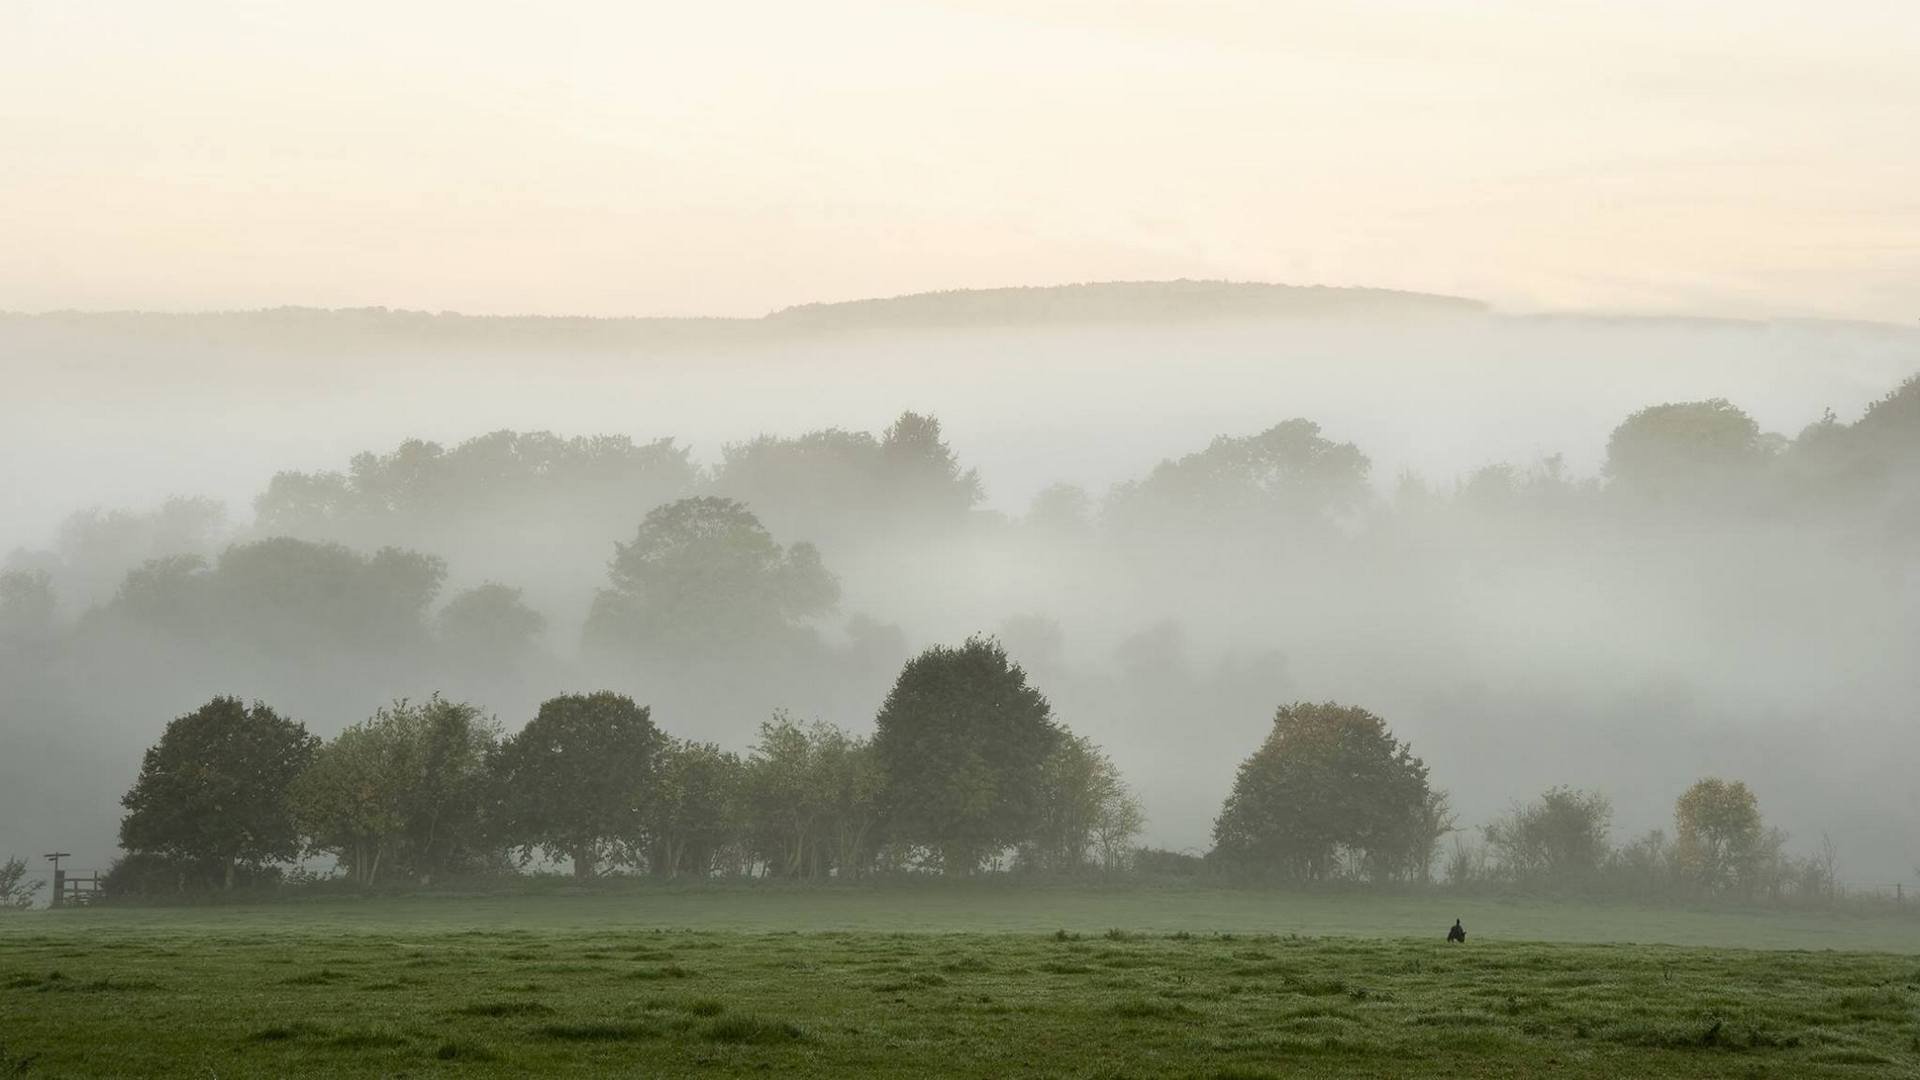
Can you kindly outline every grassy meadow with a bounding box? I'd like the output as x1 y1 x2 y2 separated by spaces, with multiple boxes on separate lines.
3 886 1917 1077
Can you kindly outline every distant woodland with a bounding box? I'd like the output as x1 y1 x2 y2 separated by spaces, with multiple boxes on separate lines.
4 362 1917 903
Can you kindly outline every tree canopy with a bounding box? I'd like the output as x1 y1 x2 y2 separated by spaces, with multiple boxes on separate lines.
436 583 546 668
1106 419 1370 537
584 497 838 660
712 411 981 548
490 692 664 878
1674 777 1768 895
1482 786 1613 885
107 537 444 654
1022 731 1144 873
290 696 499 885
1212 702 1437 882
648 738 746 879
1604 398 1766 502
118 696 318 888
255 430 696 539
872 636 1062 873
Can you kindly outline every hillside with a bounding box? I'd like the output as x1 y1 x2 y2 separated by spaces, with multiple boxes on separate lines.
0 280 1489 353
764 279 1489 329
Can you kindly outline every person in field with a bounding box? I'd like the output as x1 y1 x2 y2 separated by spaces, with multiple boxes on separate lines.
1447 919 1466 943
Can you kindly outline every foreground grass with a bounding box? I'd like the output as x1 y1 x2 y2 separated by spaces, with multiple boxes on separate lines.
3 890 1917 1077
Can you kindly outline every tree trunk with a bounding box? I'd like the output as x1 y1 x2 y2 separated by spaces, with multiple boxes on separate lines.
223 858 236 891
572 846 596 880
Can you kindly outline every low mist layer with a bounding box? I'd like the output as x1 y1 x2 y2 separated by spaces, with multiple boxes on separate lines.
2 285 1916 886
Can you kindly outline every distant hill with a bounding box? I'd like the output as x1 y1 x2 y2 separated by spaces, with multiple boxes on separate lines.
10 282 1914 355
765 280 1487 329
0 281 1488 352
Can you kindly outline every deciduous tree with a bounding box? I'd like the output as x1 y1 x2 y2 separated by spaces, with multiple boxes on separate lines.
584 498 838 659
292 695 500 885
1483 786 1612 886
648 739 745 879
490 692 662 878
1211 702 1434 882
872 637 1062 874
119 697 318 889
1674 777 1766 895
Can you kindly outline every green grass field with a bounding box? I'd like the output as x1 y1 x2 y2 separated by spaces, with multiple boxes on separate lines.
4 886 1917 1077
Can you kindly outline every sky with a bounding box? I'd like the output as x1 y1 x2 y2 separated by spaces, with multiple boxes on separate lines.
2 0 1917 320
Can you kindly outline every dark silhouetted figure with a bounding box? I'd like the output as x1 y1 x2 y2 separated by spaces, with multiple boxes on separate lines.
1447 919 1466 943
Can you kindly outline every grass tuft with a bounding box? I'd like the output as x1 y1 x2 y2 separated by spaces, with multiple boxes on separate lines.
327 1028 409 1050
703 1015 807 1045
433 1039 499 1061
1112 997 1197 1021
536 1021 657 1042
455 1000 554 1018
626 963 696 981
246 1021 326 1042
0 1038 40 1076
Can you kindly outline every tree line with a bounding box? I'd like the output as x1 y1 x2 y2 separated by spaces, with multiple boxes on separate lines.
7 379 1917 902
8 373 1919 649
107 638 1144 894
1205 703 1844 906
98 653 1842 909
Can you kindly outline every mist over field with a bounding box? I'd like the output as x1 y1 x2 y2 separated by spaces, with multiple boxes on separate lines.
11 6 1920 1076
4 285 1916 884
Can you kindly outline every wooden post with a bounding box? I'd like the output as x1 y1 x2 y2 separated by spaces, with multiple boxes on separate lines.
44 852 71 909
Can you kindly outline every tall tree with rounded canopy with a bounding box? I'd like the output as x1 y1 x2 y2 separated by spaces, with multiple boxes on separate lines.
1604 398 1765 502
872 636 1062 874
879 411 983 516
490 692 662 878
1673 777 1766 895
119 696 318 889
1212 702 1435 882
584 497 838 659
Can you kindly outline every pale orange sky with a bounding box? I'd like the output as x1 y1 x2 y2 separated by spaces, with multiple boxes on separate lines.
3 0 1917 320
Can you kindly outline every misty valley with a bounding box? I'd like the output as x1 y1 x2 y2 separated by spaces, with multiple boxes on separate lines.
3 325 1917 895
4 296 1919 1079
10 4 1920 1073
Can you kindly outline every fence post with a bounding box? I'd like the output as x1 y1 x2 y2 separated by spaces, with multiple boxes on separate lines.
44 852 71 909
